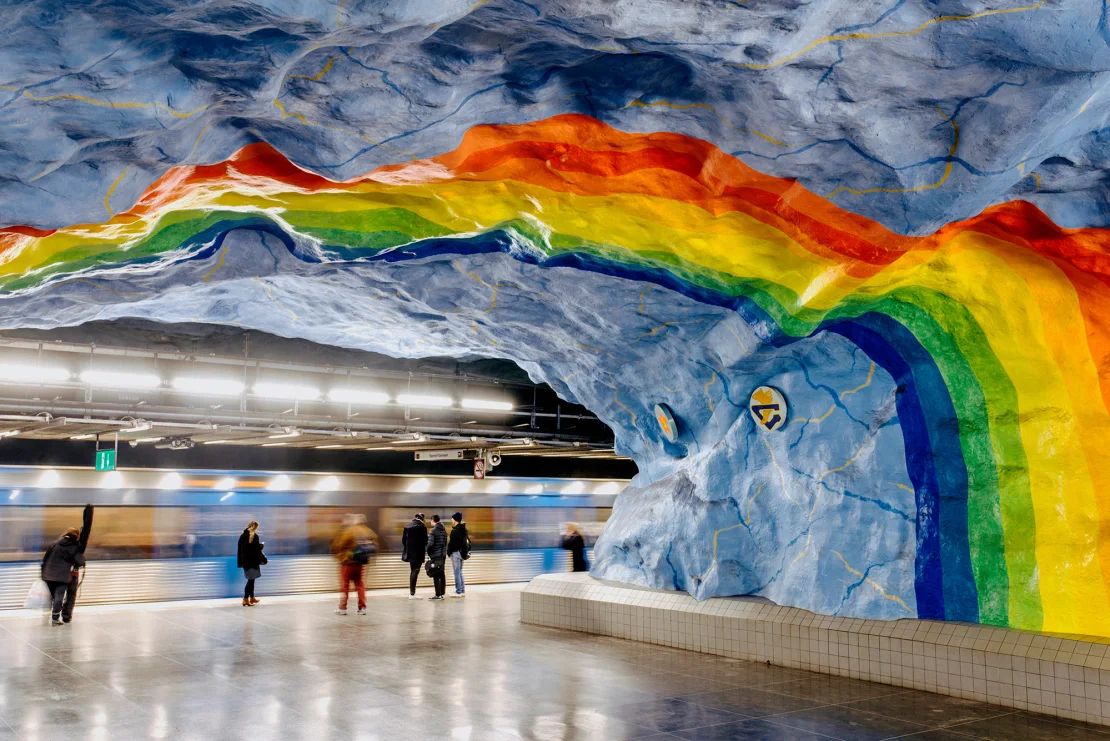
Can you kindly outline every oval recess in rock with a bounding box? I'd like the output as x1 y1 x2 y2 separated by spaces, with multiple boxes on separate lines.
653 403 680 444
749 386 787 432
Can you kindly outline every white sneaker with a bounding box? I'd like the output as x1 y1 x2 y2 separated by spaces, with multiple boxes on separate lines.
335 609 348 615
408 594 418 600
357 608 366 616
449 593 464 598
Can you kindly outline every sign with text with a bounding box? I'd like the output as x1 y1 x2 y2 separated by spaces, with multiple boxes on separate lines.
414 449 466 461
94 449 117 471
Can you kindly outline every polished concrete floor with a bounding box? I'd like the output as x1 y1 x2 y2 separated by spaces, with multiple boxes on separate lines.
0 585 1108 740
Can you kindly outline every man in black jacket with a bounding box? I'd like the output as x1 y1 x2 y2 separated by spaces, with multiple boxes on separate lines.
446 511 470 598
41 504 93 625
426 514 448 600
400 513 428 599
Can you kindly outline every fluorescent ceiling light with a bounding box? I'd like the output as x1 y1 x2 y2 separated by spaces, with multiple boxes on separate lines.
0 363 70 383
268 427 300 439
214 476 236 490
268 474 291 491
69 433 97 440
202 439 231 445
407 478 430 493
159 472 183 490
315 444 343 449
80 369 161 389
489 480 511 494
396 393 452 408
562 482 585 495
390 433 425 444
123 420 152 433
37 470 60 488
595 482 622 495
133 437 162 444
0 430 19 438
262 442 288 447
328 387 390 405
253 382 319 401
449 479 472 494
172 375 245 396
316 475 340 492
461 398 513 411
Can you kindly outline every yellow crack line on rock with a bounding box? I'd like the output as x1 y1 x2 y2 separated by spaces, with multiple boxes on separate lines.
819 438 870 481
289 55 337 83
613 394 637 426
703 373 717 413
896 483 915 493
832 550 912 613
641 321 677 338
736 2 1046 71
103 166 131 218
202 244 229 283
840 361 876 397
15 89 206 119
828 112 958 197
750 128 787 147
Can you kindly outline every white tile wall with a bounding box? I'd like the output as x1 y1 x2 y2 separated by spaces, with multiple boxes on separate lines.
521 573 1110 727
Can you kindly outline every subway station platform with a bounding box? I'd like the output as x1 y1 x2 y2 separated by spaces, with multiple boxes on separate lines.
1 585 1107 741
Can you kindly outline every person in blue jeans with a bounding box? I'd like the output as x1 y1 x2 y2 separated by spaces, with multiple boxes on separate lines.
446 511 470 597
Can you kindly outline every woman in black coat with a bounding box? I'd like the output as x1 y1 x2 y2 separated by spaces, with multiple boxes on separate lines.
561 522 589 572
236 521 266 606
40 504 93 625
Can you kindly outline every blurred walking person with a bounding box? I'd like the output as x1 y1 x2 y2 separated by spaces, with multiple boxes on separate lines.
331 514 377 615
426 514 448 600
561 522 589 572
40 504 94 625
446 511 470 598
237 520 267 606
401 513 428 599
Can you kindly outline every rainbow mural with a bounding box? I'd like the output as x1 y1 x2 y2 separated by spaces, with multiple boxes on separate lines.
1 114 1109 635
2 0 1108 637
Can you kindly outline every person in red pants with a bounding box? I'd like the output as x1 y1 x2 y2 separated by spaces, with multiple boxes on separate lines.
330 514 377 615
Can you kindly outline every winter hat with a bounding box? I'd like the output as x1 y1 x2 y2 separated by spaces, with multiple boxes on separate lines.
452 512 463 522
415 512 425 521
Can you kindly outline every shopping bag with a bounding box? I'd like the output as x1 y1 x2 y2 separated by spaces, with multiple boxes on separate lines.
24 580 51 609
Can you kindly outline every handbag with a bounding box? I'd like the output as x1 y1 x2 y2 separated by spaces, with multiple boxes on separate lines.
24 580 51 609
244 567 261 580
424 559 435 577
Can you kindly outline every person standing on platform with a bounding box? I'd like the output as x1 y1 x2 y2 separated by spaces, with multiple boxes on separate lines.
237 520 266 607
40 504 94 625
331 514 376 615
561 522 589 572
401 513 428 599
446 511 470 598
426 514 448 600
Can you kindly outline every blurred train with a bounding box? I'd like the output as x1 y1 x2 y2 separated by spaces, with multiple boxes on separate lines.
0 466 623 607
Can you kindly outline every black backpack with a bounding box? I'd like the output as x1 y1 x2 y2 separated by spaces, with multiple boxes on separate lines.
351 539 377 564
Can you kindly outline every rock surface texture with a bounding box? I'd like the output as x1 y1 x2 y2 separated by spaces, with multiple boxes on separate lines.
1 1 1108 635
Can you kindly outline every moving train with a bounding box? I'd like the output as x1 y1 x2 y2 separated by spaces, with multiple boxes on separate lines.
0 466 622 607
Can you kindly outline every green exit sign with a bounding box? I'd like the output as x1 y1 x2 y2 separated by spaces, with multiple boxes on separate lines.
95 449 117 471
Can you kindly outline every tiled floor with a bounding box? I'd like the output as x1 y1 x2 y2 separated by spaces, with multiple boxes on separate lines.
0 585 1107 740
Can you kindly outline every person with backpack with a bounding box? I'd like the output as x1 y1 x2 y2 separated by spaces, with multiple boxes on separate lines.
426 514 448 600
400 513 428 599
330 514 377 615
40 504 94 625
446 511 471 598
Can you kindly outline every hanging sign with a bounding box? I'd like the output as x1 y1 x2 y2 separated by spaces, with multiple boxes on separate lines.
94 449 117 471
653 403 679 444
473 458 486 479
749 386 787 432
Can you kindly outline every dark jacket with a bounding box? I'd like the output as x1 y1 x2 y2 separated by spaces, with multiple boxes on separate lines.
561 533 588 572
447 522 470 557
237 529 265 570
41 534 85 583
401 518 428 563
427 522 447 560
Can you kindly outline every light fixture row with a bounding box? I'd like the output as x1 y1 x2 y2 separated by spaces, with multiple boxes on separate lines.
20 469 624 496
0 364 512 410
